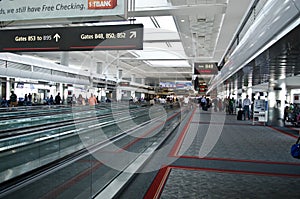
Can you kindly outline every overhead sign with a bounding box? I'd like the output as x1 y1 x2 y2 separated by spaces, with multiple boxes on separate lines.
0 24 144 52
159 82 176 88
175 81 193 90
194 62 218 75
0 0 126 22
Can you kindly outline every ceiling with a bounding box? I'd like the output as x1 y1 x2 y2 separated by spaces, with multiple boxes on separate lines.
8 0 253 85
226 24 300 92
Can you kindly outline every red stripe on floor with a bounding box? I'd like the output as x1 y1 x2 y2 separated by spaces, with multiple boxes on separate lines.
144 164 300 199
177 155 300 166
191 121 259 126
144 166 171 199
168 165 300 178
268 126 298 139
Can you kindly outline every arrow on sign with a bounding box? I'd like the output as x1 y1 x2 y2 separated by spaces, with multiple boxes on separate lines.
53 34 61 42
130 31 137 39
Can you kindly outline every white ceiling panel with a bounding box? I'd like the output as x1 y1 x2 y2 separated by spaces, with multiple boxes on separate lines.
8 0 254 82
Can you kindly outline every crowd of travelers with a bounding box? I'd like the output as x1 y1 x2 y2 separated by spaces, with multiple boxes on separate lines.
0 91 109 109
284 103 300 126
197 95 238 114
6 91 295 125
196 94 255 121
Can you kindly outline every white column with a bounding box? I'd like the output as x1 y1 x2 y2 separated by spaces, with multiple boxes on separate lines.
97 62 103 74
6 77 10 100
118 69 123 80
131 74 136 83
116 88 122 102
60 52 69 66
268 80 286 126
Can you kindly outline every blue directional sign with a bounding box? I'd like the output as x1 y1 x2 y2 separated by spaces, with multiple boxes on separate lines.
0 24 143 52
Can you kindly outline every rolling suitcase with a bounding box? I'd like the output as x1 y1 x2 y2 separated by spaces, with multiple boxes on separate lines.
237 110 243 120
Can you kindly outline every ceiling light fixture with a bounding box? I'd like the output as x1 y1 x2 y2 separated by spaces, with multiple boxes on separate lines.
197 18 206 22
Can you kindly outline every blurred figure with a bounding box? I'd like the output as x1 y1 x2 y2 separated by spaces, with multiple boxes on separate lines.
49 95 54 105
212 97 218 112
88 93 97 106
55 92 61 105
72 94 77 105
243 95 251 120
228 97 235 115
218 98 223 111
9 90 18 107
1 97 8 107
28 93 32 106
150 98 155 106
24 94 28 106
200 95 206 108
77 94 85 105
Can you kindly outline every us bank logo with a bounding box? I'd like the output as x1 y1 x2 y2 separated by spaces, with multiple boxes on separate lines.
88 0 117 9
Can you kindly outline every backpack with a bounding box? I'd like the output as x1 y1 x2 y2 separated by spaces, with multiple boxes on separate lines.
291 137 300 159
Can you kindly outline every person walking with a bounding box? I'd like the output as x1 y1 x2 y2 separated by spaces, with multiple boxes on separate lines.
9 90 18 107
243 95 251 120
55 92 61 105
49 95 54 105
28 93 32 106
88 93 97 106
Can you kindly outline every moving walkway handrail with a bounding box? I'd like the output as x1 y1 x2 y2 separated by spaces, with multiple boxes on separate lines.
0 107 184 198
0 104 106 120
0 103 142 134
0 107 151 152
0 107 109 135
0 105 160 184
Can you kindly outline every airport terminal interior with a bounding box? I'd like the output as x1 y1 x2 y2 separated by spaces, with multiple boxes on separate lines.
0 0 300 198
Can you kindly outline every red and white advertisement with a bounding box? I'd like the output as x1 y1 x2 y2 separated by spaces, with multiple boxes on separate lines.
0 0 125 22
88 0 117 9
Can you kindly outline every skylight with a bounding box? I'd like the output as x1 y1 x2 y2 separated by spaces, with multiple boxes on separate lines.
129 15 189 68
146 60 191 67
134 0 170 10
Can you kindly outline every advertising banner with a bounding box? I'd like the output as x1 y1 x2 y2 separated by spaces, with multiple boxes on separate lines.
159 82 176 88
175 81 192 90
0 0 126 21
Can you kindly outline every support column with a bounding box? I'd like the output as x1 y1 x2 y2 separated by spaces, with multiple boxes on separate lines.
267 80 286 126
131 74 136 83
116 69 123 102
60 53 69 104
0 80 2 99
60 52 69 66
130 74 136 99
97 62 103 74
6 77 11 100
118 69 123 80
